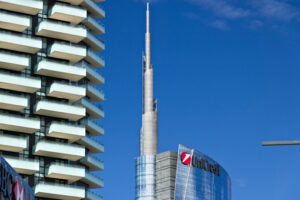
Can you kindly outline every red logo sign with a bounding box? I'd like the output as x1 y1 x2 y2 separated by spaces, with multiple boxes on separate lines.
181 152 191 165
14 181 25 200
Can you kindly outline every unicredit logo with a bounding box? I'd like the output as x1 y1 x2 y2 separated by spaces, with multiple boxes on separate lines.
14 181 25 200
181 152 191 165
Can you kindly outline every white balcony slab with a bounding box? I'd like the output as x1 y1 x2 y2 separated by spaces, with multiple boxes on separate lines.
82 15 105 35
0 50 30 71
47 122 85 143
35 182 85 200
46 163 85 183
0 10 30 32
0 92 28 111
34 140 85 161
48 42 86 64
0 71 41 93
34 100 86 121
36 20 87 43
77 136 104 154
78 98 104 119
0 134 27 152
56 0 84 5
3 156 39 175
47 82 86 103
0 0 43 15
81 0 105 19
49 3 87 25
35 59 86 82
86 119 104 136
80 154 104 171
0 113 40 133
85 49 105 68
86 84 105 102
84 31 105 51
0 31 42 54
81 171 104 189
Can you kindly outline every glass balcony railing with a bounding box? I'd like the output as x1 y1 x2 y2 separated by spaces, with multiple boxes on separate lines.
86 190 103 200
76 98 104 119
86 83 105 102
82 0 105 19
80 154 104 171
82 15 105 35
84 61 105 84
78 134 104 153
85 31 105 51
86 118 104 136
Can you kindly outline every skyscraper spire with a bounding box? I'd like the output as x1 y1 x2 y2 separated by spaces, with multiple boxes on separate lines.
140 2 158 156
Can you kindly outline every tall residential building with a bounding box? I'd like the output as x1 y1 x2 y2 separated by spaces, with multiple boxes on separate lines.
136 4 232 200
136 3 158 200
0 0 105 199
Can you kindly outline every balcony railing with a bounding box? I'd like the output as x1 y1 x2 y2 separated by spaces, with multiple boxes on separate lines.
85 48 105 68
84 31 105 51
82 15 105 35
76 98 104 119
80 154 104 171
86 118 104 136
86 190 103 200
84 61 105 84
77 135 104 154
81 0 105 19
86 83 105 102
82 170 104 189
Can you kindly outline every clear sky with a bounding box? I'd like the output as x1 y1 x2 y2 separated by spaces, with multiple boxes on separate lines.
97 0 300 199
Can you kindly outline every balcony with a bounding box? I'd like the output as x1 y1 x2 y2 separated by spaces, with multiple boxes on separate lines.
47 82 86 103
84 31 105 51
86 83 105 102
34 100 86 121
33 140 85 161
49 2 87 25
81 171 104 189
35 182 85 200
36 20 86 43
3 156 39 175
0 10 30 32
0 134 27 152
82 61 104 85
0 92 28 111
77 135 104 154
82 15 105 35
0 50 30 71
0 112 40 133
80 154 104 171
81 0 105 19
46 163 85 183
85 191 103 200
0 0 43 15
85 49 105 68
56 0 84 6
0 31 42 54
35 59 86 82
86 119 104 136
77 98 104 119
47 121 85 143
0 71 41 93
48 42 86 64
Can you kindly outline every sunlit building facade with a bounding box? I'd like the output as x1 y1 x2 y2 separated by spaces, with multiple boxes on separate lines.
0 0 105 199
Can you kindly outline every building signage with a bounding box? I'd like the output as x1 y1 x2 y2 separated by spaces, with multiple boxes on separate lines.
0 156 34 200
181 152 220 176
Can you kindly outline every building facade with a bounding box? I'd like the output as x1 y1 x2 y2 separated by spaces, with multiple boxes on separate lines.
0 0 105 199
156 145 232 200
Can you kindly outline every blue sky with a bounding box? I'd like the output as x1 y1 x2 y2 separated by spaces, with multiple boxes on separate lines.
97 0 300 199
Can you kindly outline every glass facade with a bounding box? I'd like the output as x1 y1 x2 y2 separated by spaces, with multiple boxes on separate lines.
174 145 231 200
136 155 156 200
